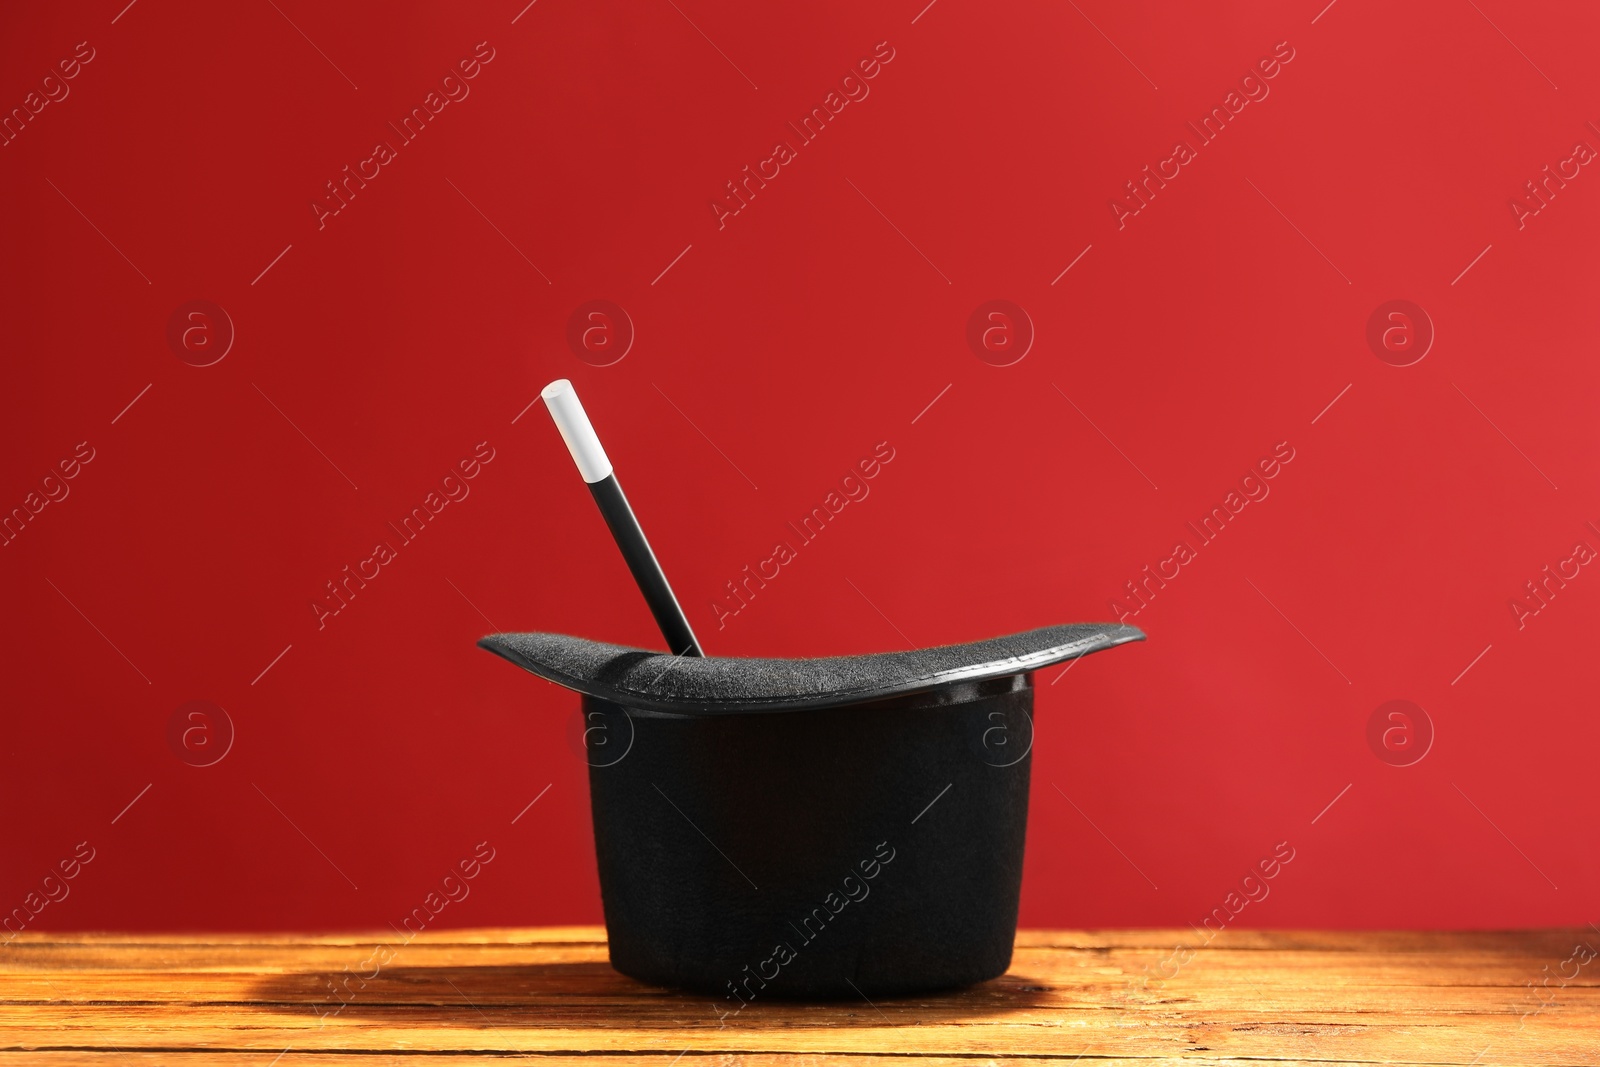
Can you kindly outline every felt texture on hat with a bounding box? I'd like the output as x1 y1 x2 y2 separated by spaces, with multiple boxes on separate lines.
478 622 1143 714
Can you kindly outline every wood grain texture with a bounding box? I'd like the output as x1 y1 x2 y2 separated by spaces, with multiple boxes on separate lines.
0 927 1595 1065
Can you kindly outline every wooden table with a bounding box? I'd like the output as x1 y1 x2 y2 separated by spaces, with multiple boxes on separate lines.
2 926 1595 1065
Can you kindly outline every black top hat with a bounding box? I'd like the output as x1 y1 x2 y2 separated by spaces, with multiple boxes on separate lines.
480 621 1143 1000
487 380 1147 1000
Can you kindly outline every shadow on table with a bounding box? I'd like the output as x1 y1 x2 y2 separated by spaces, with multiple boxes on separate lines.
250 961 1061 1027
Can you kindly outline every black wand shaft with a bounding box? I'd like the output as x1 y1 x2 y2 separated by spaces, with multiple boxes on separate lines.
587 474 702 657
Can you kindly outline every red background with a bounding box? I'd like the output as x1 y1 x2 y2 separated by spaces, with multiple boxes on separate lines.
3 0 1597 936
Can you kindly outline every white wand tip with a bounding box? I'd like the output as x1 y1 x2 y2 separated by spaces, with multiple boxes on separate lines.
542 379 613 483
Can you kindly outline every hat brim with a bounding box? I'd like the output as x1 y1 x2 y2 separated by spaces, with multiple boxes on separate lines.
477 622 1145 715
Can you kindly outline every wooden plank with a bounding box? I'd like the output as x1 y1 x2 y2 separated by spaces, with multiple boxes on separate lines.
0 928 1591 1065
0 1062 1472 1067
